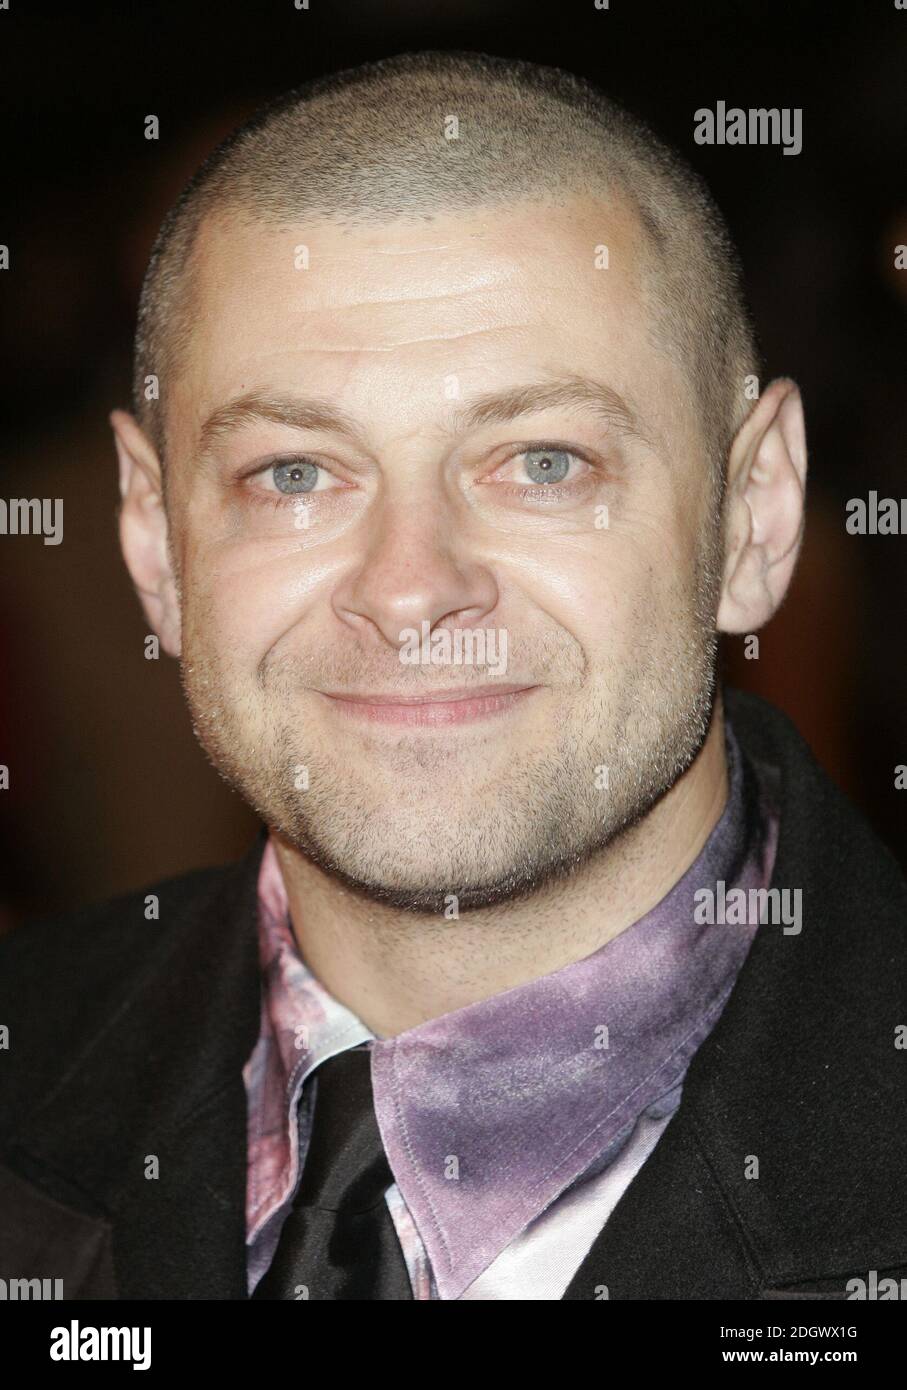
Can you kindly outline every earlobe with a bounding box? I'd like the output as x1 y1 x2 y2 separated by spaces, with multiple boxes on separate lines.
717 379 807 636
110 409 182 658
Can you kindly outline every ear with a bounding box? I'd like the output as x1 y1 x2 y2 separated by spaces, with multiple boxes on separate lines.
110 408 181 657
717 377 807 635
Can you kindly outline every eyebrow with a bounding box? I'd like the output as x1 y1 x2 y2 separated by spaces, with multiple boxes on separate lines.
197 372 656 457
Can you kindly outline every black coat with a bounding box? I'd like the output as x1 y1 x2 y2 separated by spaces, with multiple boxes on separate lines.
1 688 905 1300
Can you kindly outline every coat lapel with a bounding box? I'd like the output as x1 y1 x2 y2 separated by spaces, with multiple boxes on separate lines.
564 689 907 1298
4 830 267 1299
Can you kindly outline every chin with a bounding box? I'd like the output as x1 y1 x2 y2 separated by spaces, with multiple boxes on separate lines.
280 822 591 916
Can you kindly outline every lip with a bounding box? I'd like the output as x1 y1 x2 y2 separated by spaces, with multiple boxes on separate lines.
318 684 540 726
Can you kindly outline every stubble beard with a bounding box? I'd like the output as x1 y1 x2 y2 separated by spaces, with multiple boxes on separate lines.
179 535 722 916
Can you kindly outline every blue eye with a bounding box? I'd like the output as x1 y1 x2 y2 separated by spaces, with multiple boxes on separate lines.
521 448 572 484
273 458 320 493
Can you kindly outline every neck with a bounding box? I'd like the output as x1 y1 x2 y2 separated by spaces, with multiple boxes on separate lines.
272 697 729 1037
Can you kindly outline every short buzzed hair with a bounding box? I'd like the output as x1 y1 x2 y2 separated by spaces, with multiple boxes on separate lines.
132 50 760 489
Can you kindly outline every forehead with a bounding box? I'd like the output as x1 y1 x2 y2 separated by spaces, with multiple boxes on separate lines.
169 195 690 457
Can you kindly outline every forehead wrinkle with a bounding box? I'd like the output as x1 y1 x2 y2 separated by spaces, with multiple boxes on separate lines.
290 261 521 305
284 325 530 352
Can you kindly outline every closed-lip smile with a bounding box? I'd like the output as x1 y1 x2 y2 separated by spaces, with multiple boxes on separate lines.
318 683 540 726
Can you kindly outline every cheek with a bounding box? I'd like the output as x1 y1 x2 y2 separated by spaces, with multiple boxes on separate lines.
608 484 704 599
177 477 353 650
529 506 689 650
505 546 635 696
180 531 319 671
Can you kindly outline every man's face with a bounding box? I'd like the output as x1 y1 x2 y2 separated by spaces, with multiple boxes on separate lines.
164 195 721 912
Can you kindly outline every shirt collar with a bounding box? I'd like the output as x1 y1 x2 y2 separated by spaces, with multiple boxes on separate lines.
245 853 372 1242
253 719 777 1297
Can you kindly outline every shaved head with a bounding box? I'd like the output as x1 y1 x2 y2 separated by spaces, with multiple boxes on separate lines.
132 50 759 488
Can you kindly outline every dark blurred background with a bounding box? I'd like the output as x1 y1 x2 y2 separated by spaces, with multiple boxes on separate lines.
1 0 905 926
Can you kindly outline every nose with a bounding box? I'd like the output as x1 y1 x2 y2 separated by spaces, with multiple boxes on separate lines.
332 481 499 652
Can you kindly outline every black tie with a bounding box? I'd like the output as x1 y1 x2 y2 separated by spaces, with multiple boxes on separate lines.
251 1045 413 1300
